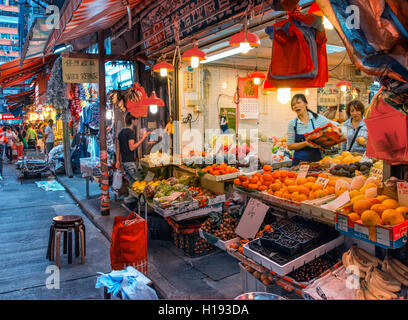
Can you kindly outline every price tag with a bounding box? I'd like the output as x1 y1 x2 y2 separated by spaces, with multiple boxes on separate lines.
316 177 330 188
361 154 372 163
370 167 383 182
376 227 390 247
235 198 269 239
336 214 348 232
297 165 309 181
397 181 408 206
321 191 350 211
144 171 155 182
208 195 226 206
354 223 369 236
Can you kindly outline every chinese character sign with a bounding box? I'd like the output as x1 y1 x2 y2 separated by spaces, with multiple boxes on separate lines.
62 57 99 83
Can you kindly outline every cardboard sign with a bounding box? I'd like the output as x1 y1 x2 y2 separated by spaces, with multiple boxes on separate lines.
62 57 99 83
321 191 350 211
370 167 383 182
316 177 330 188
297 165 310 181
397 181 408 207
235 198 269 240
144 171 155 182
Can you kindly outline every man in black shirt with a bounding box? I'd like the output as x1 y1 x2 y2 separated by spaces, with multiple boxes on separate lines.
118 113 149 203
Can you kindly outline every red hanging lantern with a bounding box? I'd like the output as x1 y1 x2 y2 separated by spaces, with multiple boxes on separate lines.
248 67 266 85
182 42 207 68
336 80 352 92
153 61 174 77
146 91 165 114
229 27 260 54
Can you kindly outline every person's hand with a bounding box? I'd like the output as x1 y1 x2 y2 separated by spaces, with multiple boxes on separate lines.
305 141 316 148
142 130 151 139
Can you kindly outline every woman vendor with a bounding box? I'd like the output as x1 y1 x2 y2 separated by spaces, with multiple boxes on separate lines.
287 94 341 166
341 100 368 154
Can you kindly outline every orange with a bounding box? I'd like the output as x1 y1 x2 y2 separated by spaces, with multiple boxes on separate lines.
353 199 373 215
254 172 262 179
272 171 281 179
249 176 259 184
263 180 273 187
326 186 335 195
263 173 273 181
242 181 249 188
239 175 248 182
298 186 310 196
258 185 267 192
248 183 258 190
396 206 408 215
307 176 316 183
287 185 299 194
314 190 326 198
318 173 329 179
382 199 399 210
267 189 274 195
233 179 241 186
328 180 336 187
322 189 330 197
282 192 291 200
288 171 296 178
291 192 300 202
298 194 308 202
312 184 323 191
284 178 296 186
296 177 307 185
304 182 315 190
274 190 284 198
308 193 315 200
280 170 288 179
376 195 389 202
280 186 288 193
270 182 282 192
263 165 272 171
370 204 388 215
348 213 361 222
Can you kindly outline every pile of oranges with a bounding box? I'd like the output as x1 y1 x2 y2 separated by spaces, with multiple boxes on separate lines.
234 166 337 202
201 163 239 175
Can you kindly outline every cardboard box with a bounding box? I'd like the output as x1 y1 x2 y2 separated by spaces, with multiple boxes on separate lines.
336 210 408 249
261 191 302 212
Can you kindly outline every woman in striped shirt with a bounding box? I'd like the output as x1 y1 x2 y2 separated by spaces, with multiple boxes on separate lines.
340 100 368 154
287 94 340 166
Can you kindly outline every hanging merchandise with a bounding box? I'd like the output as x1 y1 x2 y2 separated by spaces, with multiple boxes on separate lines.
125 82 151 118
269 0 300 11
69 83 82 123
45 56 69 112
87 99 100 130
365 89 408 165
315 0 408 96
264 8 328 89
109 90 127 112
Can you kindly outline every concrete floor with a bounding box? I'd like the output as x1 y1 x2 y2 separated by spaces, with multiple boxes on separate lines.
0 163 111 299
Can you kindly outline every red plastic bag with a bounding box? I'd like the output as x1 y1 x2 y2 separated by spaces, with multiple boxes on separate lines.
110 212 148 274
365 95 408 164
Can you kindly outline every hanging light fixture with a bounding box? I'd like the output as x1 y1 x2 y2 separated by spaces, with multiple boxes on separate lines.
229 15 260 54
248 67 265 85
182 41 207 68
153 61 174 77
147 91 165 114
277 88 291 104
336 80 352 92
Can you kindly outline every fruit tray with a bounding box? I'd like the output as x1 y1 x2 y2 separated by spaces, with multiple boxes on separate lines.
261 191 302 212
304 123 346 150
301 195 337 220
260 234 302 256
243 235 344 276
199 229 241 251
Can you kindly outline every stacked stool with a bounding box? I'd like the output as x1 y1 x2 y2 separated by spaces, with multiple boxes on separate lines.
46 215 86 268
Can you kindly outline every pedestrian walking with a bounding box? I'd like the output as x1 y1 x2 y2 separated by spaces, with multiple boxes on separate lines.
44 119 55 154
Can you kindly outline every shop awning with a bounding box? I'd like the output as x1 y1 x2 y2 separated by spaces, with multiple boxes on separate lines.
0 55 55 88
20 17 54 63
45 0 148 54
5 89 35 102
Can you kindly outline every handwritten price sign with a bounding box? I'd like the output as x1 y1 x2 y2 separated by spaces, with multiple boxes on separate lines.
397 181 408 206
316 177 330 188
370 167 383 182
297 165 310 181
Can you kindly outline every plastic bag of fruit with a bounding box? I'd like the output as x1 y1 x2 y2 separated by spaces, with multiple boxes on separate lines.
304 123 346 150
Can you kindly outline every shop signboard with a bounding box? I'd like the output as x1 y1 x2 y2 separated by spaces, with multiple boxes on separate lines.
62 57 99 83
140 0 264 55
1 114 19 120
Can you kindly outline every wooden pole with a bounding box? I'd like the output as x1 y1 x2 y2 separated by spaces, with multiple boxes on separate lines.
98 30 110 216
62 92 73 177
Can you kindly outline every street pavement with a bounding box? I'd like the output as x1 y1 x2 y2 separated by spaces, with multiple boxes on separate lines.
0 163 111 299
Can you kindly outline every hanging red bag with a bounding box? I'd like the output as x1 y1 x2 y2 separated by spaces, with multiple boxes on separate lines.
365 94 408 164
110 212 148 274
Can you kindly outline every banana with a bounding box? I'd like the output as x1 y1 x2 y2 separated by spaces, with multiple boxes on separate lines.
356 247 382 265
350 246 374 273
372 268 401 292
347 252 366 278
367 269 398 299
383 260 408 286
390 258 408 274
361 280 377 299
388 258 408 279
342 250 351 267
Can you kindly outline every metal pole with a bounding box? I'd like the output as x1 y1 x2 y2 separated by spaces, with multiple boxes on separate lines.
62 106 73 177
98 30 110 216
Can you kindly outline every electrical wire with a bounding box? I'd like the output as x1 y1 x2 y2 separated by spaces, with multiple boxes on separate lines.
329 52 349 72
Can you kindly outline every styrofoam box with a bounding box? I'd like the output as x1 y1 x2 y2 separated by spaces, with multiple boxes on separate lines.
239 263 275 293
172 205 223 222
243 235 344 276
199 229 240 251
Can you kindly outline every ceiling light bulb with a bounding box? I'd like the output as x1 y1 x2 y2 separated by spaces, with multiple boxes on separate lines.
191 56 199 68
341 85 347 92
150 104 158 114
253 77 260 85
305 89 309 95
277 88 291 104
323 16 333 30
222 82 227 89
239 42 251 54
160 68 167 77
106 109 113 120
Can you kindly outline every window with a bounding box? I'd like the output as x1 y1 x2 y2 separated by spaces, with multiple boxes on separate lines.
0 45 12 51
8 1 19 5
12 34 18 40
0 10 19 17
12 46 18 51
0 56 15 63
0 22 18 29
0 33 10 39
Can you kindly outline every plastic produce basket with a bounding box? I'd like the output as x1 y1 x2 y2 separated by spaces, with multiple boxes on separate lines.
171 230 215 258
